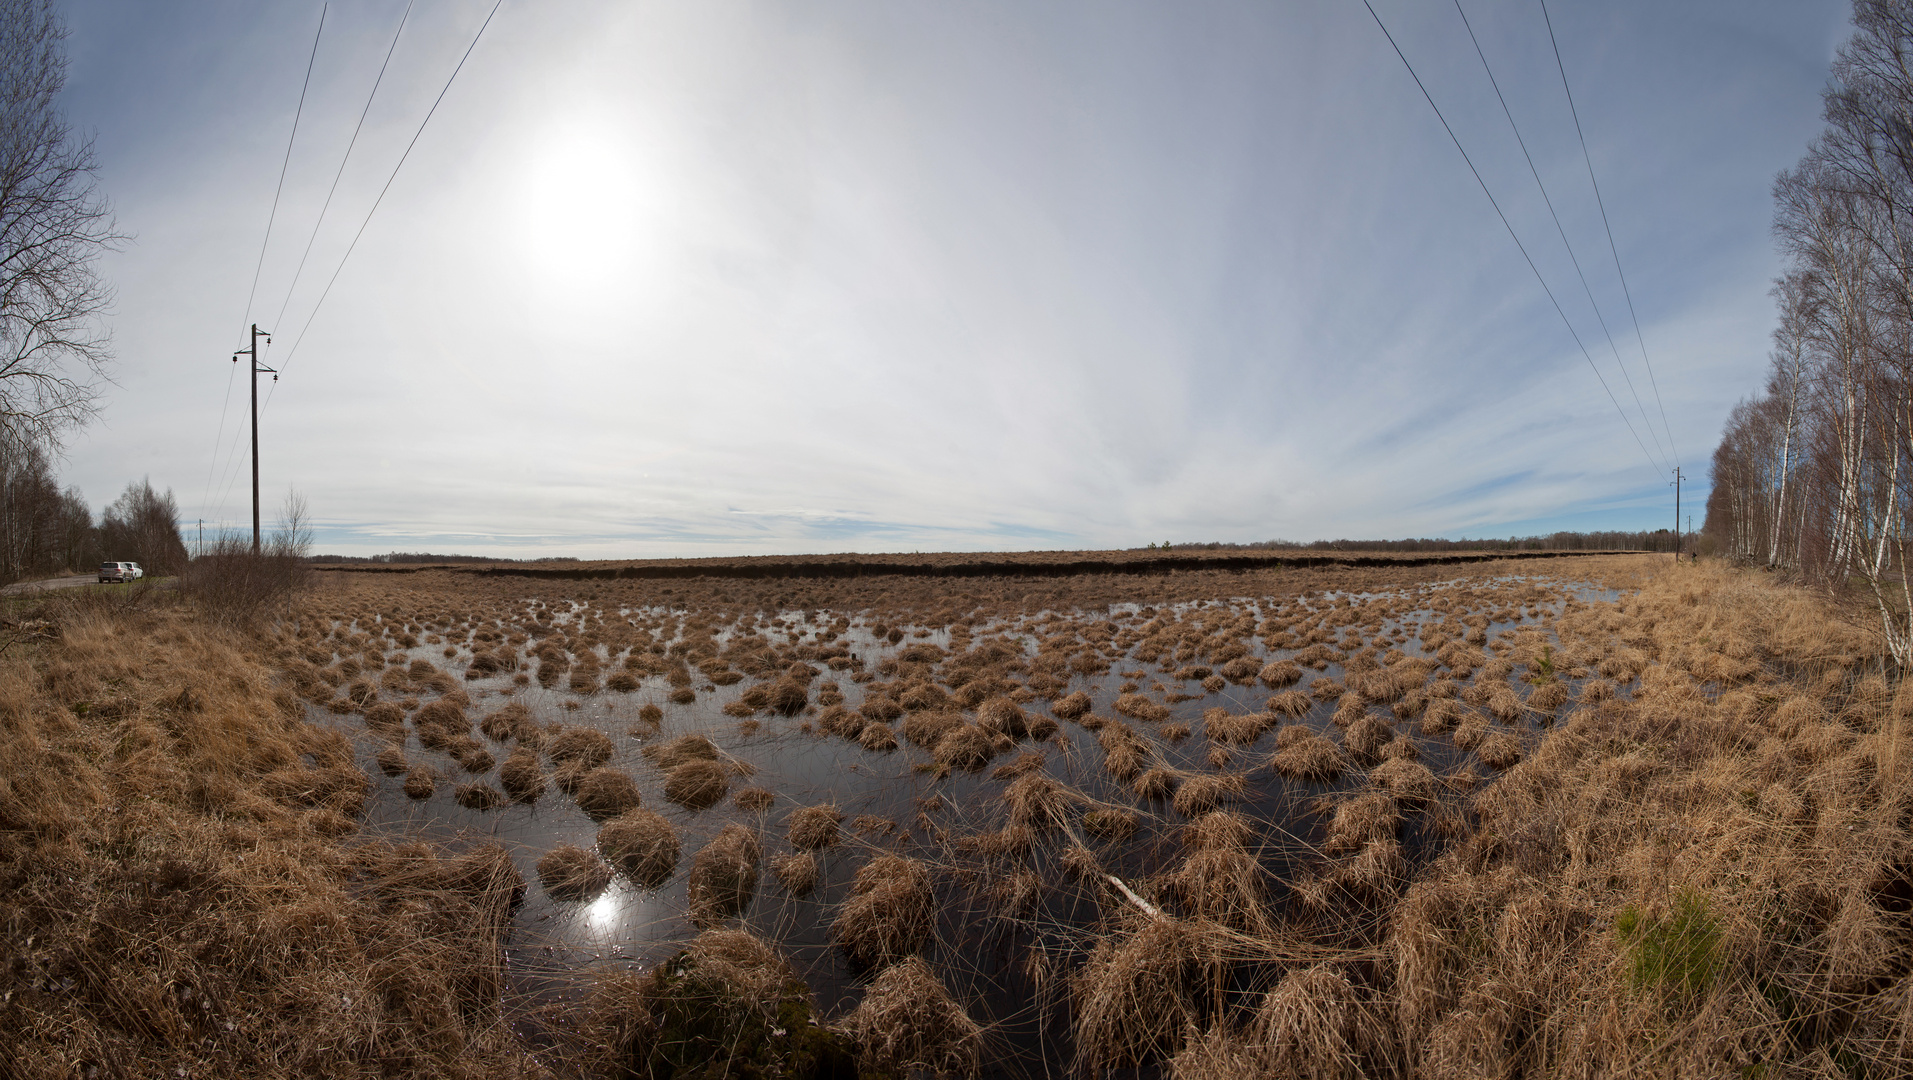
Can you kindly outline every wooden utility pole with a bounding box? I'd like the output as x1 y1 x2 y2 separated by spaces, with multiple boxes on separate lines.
1675 464 1691 561
233 324 275 553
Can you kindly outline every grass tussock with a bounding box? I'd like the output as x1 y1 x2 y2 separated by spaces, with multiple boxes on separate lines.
538 842 613 902
687 823 761 927
1271 725 1347 781
663 759 729 810
597 808 680 888
1378 560 1913 1078
572 767 643 820
1073 916 1199 1074
575 927 854 1079
838 957 982 1078
832 854 935 970
770 850 819 895
787 804 842 851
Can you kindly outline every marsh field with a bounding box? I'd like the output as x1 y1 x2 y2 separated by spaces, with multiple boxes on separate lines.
5 551 1913 1079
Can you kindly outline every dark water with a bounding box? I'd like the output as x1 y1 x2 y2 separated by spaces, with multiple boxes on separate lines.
313 575 1631 1073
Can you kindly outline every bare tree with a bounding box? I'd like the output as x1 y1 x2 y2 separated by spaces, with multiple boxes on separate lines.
0 0 118 450
100 478 186 575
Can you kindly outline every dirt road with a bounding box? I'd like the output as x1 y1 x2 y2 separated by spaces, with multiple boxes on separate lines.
2 574 100 596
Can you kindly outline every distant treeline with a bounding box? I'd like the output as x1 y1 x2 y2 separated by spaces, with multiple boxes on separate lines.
308 552 582 565
1154 530 1674 554
0 441 188 584
305 532 1673 569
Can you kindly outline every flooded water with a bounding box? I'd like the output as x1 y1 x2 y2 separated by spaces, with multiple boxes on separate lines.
304 571 1634 1073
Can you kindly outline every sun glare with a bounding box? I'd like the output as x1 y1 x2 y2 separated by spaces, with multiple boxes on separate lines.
516 116 673 301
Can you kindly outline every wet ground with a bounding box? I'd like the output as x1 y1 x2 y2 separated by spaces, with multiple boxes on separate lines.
287 560 1645 1074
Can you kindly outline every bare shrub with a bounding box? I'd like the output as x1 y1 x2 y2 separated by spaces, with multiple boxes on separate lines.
179 518 311 627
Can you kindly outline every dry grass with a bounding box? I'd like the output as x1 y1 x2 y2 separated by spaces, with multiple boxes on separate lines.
641 732 718 770
1171 771 1245 817
1202 706 1276 745
902 709 964 749
770 850 819 895
1073 916 1199 1074
158 550 1913 1077
934 723 1001 772
787 804 842 851
454 780 507 810
663 759 729 810
1162 813 1270 934
572 767 643 820
838 957 982 1077
1323 792 1400 854
1053 690 1092 718
538 842 613 902
832 854 935 970
1271 726 1347 781
687 823 761 927
597 808 680 888
498 748 545 803
858 721 898 751
546 725 614 770
0 594 537 1077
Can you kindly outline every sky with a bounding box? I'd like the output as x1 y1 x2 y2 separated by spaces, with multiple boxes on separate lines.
48 0 1851 557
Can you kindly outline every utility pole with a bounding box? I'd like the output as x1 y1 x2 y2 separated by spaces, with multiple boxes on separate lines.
1668 464 1683 561
233 324 275 553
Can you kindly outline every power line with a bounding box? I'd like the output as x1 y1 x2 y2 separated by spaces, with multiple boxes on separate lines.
206 4 324 523
274 0 505 379
1453 0 1670 475
270 0 415 333
1360 0 1666 480
1538 0 1680 470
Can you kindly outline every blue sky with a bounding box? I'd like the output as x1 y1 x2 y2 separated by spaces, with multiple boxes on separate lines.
54 0 1848 555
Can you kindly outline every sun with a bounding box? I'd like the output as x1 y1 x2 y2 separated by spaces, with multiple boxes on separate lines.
515 113 676 303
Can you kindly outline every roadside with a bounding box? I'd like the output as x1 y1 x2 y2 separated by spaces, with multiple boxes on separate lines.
1 573 99 595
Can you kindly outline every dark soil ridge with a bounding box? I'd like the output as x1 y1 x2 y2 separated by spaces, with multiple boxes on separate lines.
312 549 1645 582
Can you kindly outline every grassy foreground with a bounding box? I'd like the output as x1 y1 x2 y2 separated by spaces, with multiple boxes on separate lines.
0 590 539 1078
2 560 1911 1077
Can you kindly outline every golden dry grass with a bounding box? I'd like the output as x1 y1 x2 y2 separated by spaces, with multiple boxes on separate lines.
537 842 612 902
687 823 761 927
832 854 934 970
787 804 842 851
109 549 1913 1077
596 807 679 888
571 766 643 820
0 594 538 1078
838 957 982 1077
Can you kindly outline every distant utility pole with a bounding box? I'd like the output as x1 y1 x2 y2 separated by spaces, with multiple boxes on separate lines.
233 324 275 552
1668 464 1683 561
